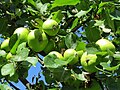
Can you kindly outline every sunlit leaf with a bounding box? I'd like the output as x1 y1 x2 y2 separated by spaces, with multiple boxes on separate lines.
1 63 15 76
52 0 80 8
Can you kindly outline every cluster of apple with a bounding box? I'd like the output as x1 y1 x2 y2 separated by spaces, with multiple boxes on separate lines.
0 18 116 74
46 38 115 73
0 19 59 59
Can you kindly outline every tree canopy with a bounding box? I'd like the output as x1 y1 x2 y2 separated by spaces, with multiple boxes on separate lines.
0 0 120 90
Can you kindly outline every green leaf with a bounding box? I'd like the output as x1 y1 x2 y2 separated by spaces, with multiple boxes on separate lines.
65 33 77 49
85 25 101 42
0 84 12 90
0 18 8 33
86 47 99 54
16 42 30 58
26 57 38 67
43 54 74 68
0 50 6 57
52 0 80 9
70 18 78 30
113 53 120 60
1 63 15 76
75 9 91 18
106 78 120 90
27 0 36 7
75 41 86 51
71 70 87 81
100 62 120 71
52 10 64 23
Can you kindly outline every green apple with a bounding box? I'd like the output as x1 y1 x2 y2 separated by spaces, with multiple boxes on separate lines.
13 27 30 44
48 51 63 59
43 39 55 54
10 27 30 54
81 52 99 73
1 38 10 52
27 29 48 52
96 39 115 52
64 49 78 65
42 19 59 36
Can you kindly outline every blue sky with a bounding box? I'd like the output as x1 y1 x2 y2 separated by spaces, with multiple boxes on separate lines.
11 62 45 90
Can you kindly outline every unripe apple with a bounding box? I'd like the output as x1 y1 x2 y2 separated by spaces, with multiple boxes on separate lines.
48 51 63 60
64 49 78 65
81 52 99 73
10 27 30 54
13 27 30 44
96 39 115 53
1 38 10 52
27 29 48 52
42 19 59 36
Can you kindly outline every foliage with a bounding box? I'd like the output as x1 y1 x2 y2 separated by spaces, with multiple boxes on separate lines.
0 0 120 90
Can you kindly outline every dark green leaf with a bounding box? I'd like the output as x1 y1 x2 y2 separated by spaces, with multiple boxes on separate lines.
52 10 64 23
65 33 77 49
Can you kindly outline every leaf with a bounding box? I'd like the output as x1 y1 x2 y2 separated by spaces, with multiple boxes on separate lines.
52 0 80 9
71 70 87 81
113 53 120 60
65 33 77 49
26 57 38 67
75 41 86 51
36 2 48 14
27 0 36 7
70 18 78 30
16 42 30 59
1 63 15 76
106 78 120 90
86 47 99 54
85 25 101 42
0 84 12 90
43 54 74 68
52 10 64 23
0 18 8 33
75 9 90 18
100 62 120 71
0 50 6 57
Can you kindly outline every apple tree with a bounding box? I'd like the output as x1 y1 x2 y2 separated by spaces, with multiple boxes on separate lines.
0 0 120 90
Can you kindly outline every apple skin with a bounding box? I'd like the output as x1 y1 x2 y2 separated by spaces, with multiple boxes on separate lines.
9 27 30 54
96 39 115 53
64 49 78 65
13 27 30 44
48 51 63 60
27 29 48 52
81 52 99 73
1 38 10 52
42 19 59 36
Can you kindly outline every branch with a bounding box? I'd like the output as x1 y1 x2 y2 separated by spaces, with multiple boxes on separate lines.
36 53 44 66
6 80 20 90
